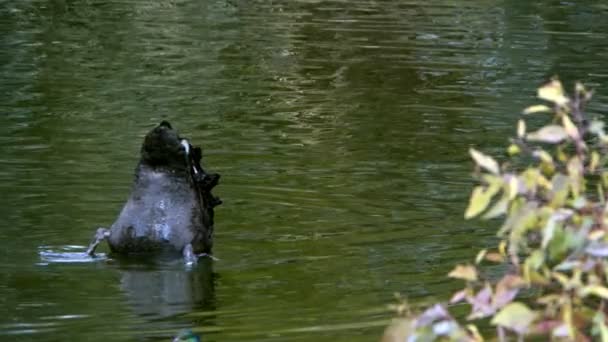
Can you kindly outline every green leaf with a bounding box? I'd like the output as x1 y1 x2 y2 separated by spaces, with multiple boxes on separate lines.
547 224 568 263
469 148 500 174
593 313 608 341
549 174 570 208
567 157 583 196
491 302 537 334
527 125 568 144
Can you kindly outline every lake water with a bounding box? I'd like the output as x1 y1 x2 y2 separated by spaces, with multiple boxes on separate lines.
1 1 608 341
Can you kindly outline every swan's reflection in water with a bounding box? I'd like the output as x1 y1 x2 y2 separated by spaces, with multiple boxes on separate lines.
116 256 217 337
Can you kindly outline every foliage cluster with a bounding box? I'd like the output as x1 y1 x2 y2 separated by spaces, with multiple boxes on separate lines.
382 79 608 341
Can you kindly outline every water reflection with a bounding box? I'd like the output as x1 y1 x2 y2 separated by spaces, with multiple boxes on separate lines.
116 257 216 320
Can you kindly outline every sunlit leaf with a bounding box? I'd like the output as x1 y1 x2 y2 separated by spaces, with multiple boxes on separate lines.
542 210 572 250
581 285 608 300
484 252 505 263
554 260 581 271
465 185 500 219
533 149 553 164
552 272 571 288
524 250 544 283
590 151 600 173
562 114 580 141
575 81 586 95
508 204 539 257
567 157 583 196
475 249 487 264
381 318 415 342
560 301 575 340
493 275 524 308
465 325 484 342
552 324 571 339
499 240 507 256
416 304 450 327
594 312 608 342
491 302 537 334
517 120 526 138
588 229 605 241
586 241 608 257
589 120 606 139
538 79 569 106
482 195 508 219
536 294 562 305
523 104 552 115
527 125 568 144
449 289 468 304
547 224 569 262
507 144 520 156
448 264 478 282
541 216 556 250
537 174 552 190
549 174 570 208
508 176 519 200
467 283 494 320
470 148 500 174
432 320 459 337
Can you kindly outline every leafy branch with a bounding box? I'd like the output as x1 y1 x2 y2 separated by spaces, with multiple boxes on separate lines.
382 79 608 342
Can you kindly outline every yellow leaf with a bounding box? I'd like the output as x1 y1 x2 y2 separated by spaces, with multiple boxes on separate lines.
469 148 500 174
448 264 478 282
537 174 552 190
552 272 570 288
538 79 569 106
581 285 608 299
491 302 537 334
507 144 520 156
590 151 600 173
537 294 562 305
465 186 495 219
568 157 583 196
522 104 552 115
466 324 484 342
562 301 574 339
499 241 507 256
508 176 519 200
589 230 605 241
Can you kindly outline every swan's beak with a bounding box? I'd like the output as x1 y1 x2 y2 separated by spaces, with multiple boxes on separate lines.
180 139 190 156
